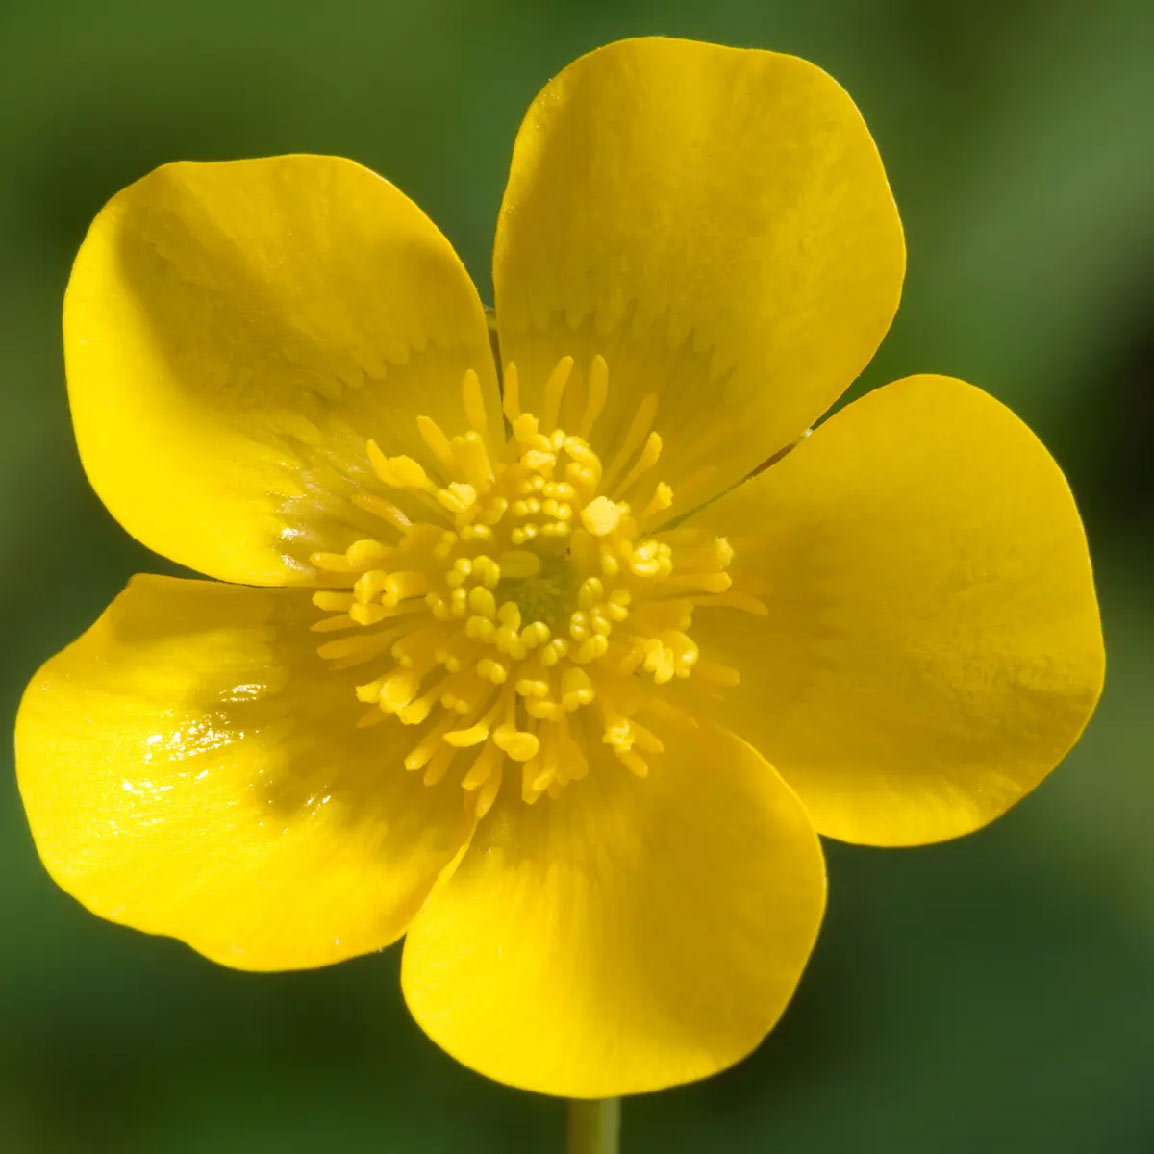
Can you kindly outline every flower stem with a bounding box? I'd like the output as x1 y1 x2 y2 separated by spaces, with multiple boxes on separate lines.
566 1098 621 1154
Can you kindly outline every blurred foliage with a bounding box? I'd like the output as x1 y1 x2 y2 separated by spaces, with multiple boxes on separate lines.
1 0 1152 1150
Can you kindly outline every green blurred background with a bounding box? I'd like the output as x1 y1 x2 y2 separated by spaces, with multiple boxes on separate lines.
2 0 1151 1150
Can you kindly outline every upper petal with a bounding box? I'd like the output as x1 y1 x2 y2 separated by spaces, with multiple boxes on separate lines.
15 576 473 969
493 37 904 508
400 713 825 1097
65 156 499 586
683 375 1105 846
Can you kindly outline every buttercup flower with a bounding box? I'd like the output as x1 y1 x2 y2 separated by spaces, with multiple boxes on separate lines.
17 38 1103 1097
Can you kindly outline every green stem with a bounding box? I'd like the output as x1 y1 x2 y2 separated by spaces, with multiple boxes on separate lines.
566 1098 621 1154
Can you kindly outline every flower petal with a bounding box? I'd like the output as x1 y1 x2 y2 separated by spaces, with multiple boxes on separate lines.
15 576 473 969
684 375 1105 846
401 713 825 1097
65 156 499 586
493 37 903 508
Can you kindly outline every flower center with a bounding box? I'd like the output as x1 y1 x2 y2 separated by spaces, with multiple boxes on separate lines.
310 355 762 817
500 550 579 629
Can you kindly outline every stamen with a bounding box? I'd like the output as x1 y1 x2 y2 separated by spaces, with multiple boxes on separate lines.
502 361 520 423
416 415 457 476
601 392 658 492
614 431 663 499
577 354 609 438
350 492 411 531
311 614 357 633
640 482 673 523
462 368 489 436
367 444 434 492
540 356 574 433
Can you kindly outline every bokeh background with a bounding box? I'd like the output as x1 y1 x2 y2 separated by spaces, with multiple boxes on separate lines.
2 0 1151 1150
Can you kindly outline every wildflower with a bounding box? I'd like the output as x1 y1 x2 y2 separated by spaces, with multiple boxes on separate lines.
16 38 1103 1098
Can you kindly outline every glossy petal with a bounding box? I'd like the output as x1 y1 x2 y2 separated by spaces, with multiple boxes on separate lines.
65 156 499 586
16 576 473 969
493 37 904 508
401 713 825 1096
684 376 1104 846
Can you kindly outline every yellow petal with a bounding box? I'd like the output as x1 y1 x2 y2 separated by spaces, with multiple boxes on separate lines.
493 37 903 508
401 714 825 1096
684 376 1105 846
15 576 473 969
65 156 499 586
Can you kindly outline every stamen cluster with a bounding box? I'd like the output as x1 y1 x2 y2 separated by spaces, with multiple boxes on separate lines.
310 355 756 816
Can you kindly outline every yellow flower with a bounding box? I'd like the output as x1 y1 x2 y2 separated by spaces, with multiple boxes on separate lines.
16 38 1103 1098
